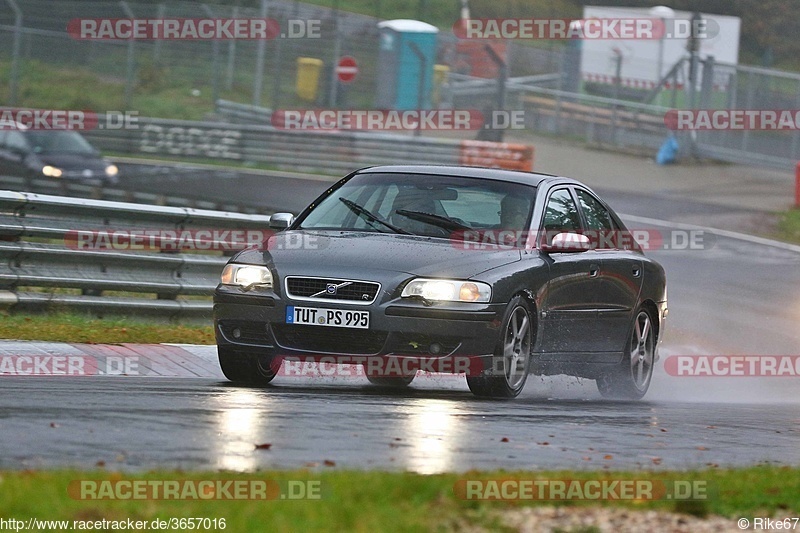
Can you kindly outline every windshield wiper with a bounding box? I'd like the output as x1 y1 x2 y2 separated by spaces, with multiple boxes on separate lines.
394 209 474 232
339 198 412 235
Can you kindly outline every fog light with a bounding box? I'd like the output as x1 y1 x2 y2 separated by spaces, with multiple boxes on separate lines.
429 343 442 355
232 328 241 339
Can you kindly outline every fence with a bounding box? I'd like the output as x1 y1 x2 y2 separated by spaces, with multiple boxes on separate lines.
448 57 800 172
3 0 800 172
0 190 272 318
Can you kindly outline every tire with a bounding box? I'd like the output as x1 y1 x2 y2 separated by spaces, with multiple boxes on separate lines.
366 374 416 388
466 295 533 399
218 346 279 385
596 307 656 400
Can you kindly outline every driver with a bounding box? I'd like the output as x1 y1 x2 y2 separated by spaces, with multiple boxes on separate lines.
499 193 532 230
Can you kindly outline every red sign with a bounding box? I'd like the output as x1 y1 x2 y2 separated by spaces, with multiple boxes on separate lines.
336 56 358 83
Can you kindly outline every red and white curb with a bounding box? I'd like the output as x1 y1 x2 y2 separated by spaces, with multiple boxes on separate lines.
0 341 223 378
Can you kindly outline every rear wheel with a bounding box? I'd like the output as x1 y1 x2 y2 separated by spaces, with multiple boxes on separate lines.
596 307 655 400
466 296 533 399
366 374 416 388
218 346 279 385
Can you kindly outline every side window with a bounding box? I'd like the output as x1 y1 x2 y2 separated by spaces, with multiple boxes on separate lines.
576 190 613 231
4 131 28 153
542 189 582 236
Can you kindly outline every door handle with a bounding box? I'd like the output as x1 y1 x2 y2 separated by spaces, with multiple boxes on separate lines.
632 266 641 278
589 264 600 277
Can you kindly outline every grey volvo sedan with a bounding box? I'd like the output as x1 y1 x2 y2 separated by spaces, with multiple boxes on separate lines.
213 165 667 399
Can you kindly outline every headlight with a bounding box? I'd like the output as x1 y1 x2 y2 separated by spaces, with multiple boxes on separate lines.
220 264 273 289
42 165 62 178
401 278 491 303
105 164 119 177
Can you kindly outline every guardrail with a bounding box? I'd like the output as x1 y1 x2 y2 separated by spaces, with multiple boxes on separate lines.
0 167 275 215
0 190 271 318
215 99 273 126
82 113 535 174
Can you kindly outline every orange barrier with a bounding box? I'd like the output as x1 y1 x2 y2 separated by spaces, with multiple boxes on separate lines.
459 140 535 172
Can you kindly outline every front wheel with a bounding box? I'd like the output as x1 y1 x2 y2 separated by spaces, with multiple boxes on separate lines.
596 307 656 400
218 346 279 385
466 296 533 399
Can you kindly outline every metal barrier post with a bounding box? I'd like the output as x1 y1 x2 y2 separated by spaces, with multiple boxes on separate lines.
5 0 22 106
253 0 269 106
796 162 800 208
119 1 136 109
408 42 427 137
202 5 221 104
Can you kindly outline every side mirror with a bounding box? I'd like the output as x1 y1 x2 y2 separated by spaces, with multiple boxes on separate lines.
541 232 591 253
269 212 295 230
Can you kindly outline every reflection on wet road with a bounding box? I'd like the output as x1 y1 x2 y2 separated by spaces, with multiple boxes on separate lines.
1 376 798 473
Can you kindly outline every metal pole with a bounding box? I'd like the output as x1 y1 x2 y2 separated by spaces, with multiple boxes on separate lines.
656 18 664 105
120 1 136 109
153 3 165 63
226 6 238 91
740 70 755 153
408 42 427 137
5 0 22 106
253 0 269 106
483 44 507 142
791 79 800 161
271 26 284 110
612 49 622 145
202 5 220 105
328 0 341 107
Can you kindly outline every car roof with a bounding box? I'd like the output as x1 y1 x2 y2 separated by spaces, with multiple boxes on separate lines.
357 165 563 187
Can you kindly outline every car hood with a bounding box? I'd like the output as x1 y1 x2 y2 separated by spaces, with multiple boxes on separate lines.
234 230 522 280
36 153 107 171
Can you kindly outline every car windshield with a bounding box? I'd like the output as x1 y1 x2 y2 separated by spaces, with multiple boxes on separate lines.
25 131 96 155
298 172 535 238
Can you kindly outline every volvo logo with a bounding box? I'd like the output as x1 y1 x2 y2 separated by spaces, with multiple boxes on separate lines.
325 283 338 295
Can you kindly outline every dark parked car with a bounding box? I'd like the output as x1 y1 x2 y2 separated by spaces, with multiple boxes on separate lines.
214 165 667 399
0 125 119 185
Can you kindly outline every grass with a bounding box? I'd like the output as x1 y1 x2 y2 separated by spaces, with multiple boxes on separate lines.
776 208 800 244
0 313 214 345
0 467 798 531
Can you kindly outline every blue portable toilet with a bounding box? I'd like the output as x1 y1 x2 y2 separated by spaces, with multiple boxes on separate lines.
375 19 438 110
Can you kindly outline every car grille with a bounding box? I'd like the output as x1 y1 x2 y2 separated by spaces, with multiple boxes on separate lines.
272 324 387 355
218 320 272 345
285 276 380 304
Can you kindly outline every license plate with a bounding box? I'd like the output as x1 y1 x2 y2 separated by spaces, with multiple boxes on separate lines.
286 306 370 329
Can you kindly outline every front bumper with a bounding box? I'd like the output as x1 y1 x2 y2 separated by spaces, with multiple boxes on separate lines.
213 285 505 375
